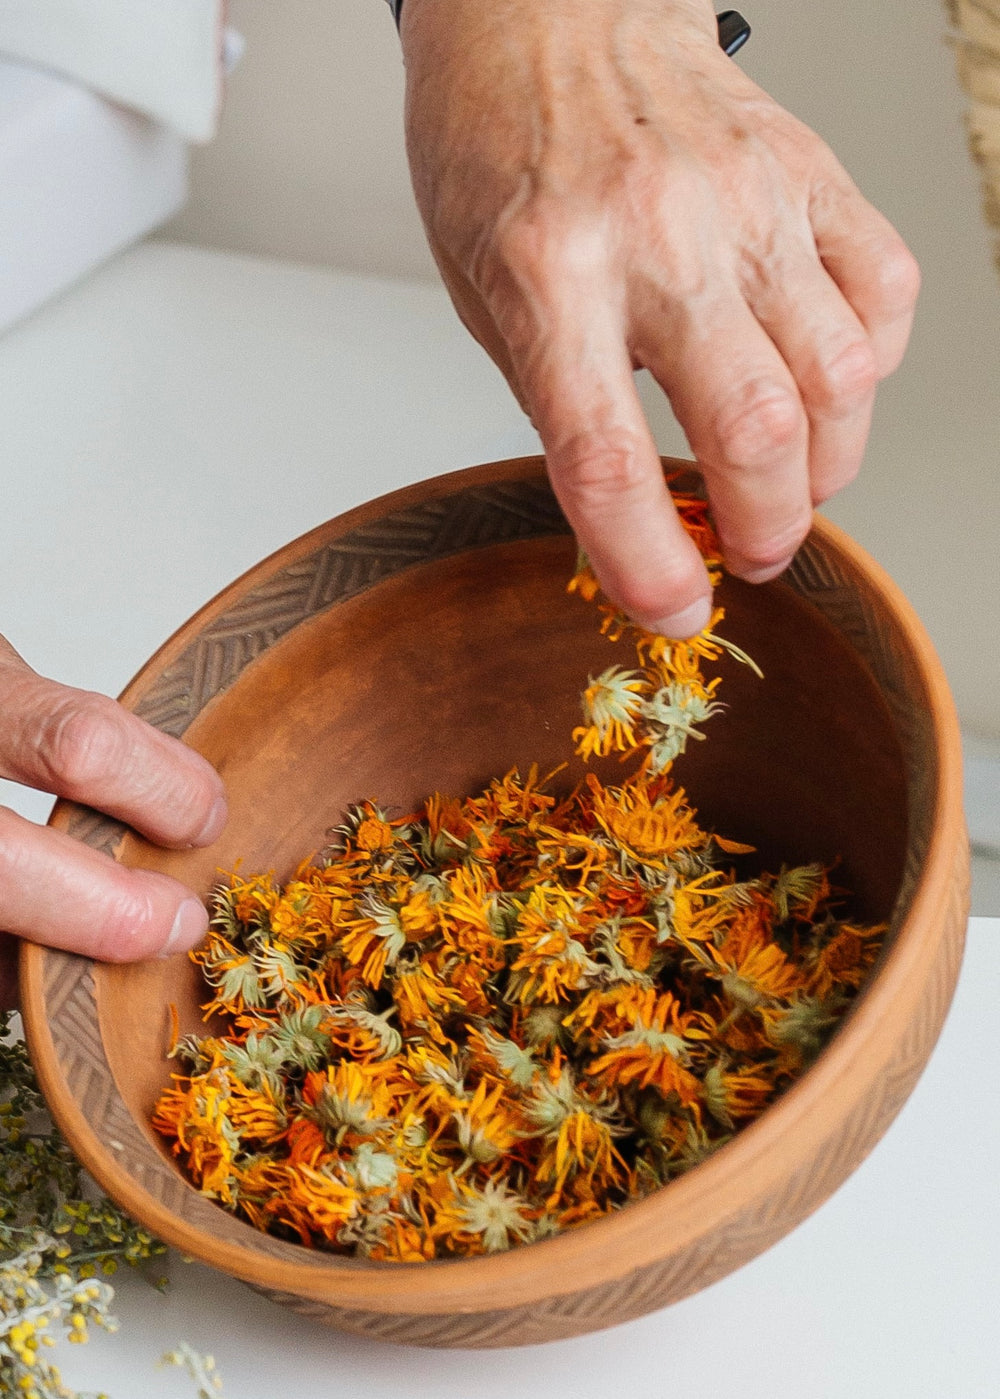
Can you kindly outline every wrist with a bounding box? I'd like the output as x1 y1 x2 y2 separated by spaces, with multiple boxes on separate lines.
394 2 745 59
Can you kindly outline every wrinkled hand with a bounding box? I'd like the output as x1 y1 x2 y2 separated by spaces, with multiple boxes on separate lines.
0 635 226 1006
401 0 919 636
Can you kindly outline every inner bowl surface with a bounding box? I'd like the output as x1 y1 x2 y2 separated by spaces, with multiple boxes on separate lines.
21 457 968 1347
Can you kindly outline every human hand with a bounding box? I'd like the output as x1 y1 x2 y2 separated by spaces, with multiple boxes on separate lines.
0 635 226 1007
400 0 920 637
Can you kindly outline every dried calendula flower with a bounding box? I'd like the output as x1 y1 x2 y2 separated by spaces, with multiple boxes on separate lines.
153 485 887 1261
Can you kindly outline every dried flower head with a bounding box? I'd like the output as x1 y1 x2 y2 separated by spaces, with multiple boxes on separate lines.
153 484 886 1261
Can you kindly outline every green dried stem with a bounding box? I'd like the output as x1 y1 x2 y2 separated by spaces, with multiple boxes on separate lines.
1 1011 224 1399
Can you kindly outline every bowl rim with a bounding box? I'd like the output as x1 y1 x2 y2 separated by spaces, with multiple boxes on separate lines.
20 456 967 1316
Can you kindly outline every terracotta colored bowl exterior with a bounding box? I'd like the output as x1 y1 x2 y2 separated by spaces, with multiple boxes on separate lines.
21 458 969 1347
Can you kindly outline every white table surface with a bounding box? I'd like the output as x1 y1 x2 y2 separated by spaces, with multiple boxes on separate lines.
1 243 996 1399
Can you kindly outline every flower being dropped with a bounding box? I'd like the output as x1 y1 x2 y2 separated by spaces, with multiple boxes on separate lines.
573 666 645 760
641 682 726 772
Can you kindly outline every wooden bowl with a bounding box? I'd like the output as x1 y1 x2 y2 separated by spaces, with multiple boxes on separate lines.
21 457 969 1347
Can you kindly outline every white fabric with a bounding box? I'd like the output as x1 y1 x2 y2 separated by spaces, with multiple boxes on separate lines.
0 58 187 333
0 0 225 141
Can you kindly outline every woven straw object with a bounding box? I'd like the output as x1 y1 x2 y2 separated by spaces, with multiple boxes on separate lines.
948 0 1000 265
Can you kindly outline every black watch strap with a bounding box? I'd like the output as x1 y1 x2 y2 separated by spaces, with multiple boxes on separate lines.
386 2 750 57
716 9 751 56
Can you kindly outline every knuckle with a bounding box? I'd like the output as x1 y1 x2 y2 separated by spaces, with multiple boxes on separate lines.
37 692 130 796
556 434 651 511
876 239 921 314
725 516 812 575
808 340 879 413
489 212 546 281
88 882 160 963
488 200 608 294
488 208 555 288
714 386 804 468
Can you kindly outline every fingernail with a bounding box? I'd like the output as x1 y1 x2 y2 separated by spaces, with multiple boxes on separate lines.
161 898 209 958
648 596 714 640
194 794 228 847
736 559 791 585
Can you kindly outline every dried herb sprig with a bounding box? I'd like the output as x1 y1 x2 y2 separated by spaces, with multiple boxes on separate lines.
159 1342 224 1397
1 1013 225 1399
153 489 886 1262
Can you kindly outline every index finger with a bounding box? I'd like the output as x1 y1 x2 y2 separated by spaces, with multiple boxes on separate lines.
512 299 714 639
0 651 226 850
